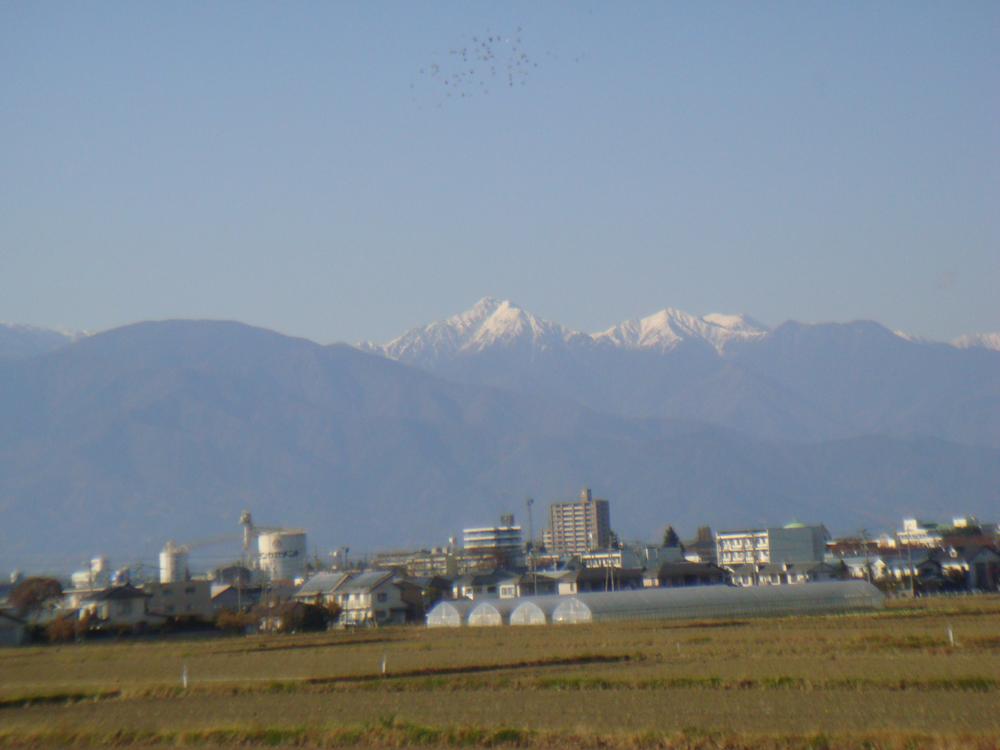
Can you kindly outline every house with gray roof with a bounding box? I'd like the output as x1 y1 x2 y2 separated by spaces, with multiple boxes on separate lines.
293 572 351 606
331 571 422 627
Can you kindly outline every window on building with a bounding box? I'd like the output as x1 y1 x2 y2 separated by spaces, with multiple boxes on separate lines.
376 592 388 602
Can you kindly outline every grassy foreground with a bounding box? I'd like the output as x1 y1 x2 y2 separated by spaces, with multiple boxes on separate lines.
1 596 999 749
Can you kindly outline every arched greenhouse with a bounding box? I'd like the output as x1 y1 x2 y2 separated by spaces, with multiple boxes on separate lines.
510 598 561 626
550 581 884 624
425 599 474 628
467 599 520 627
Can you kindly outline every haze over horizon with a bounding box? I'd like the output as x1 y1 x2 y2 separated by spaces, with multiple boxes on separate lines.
2 3 998 345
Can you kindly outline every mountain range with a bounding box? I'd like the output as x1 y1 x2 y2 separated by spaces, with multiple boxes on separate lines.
361 298 1000 447
1 305 999 571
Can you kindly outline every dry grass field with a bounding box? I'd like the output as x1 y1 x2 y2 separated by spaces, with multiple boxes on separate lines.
1 595 999 749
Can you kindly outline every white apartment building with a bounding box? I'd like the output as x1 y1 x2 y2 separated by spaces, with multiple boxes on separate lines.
716 530 770 565
463 515 524 566
717 523 829 567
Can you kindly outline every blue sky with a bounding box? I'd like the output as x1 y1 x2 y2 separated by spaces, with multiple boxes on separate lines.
2 1 997 343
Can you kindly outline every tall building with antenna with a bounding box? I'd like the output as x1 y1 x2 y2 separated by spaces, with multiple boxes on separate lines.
545 487 611 557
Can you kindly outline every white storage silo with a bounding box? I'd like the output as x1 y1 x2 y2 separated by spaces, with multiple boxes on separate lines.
159 541 190 583
257 530 307 581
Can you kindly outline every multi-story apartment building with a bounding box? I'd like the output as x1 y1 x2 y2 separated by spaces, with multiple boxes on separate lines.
546 487 611 557
462 514 524 567
896 518 944 548
716 523 829 567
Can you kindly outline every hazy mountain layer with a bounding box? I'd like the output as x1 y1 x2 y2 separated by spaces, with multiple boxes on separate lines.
0 324 80 361
1 320 998 570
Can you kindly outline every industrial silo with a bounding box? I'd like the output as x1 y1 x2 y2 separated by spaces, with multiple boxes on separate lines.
257 530 307 581
159 541 190 583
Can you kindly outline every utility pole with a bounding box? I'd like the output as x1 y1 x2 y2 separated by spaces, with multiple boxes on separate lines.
526 497 537 595
907 539 915 598
860 528 872 584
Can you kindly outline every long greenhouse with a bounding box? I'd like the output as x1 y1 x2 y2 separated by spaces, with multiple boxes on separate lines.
550 581 884 624
427 581 884 628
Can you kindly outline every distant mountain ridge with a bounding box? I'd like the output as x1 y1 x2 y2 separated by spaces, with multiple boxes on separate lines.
359 297 771 362
361 298 1000 447
954 332 1000 351
0 323 84 360
2 319 999 570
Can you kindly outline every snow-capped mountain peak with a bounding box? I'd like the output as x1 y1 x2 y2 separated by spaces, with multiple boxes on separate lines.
594 308 768 353
363 298 772 364
953 332 1000 352
366 297 585 365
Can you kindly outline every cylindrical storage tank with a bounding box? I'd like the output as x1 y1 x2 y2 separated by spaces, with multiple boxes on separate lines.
426 599 473 628
510 600 551 626
159 542 189 584
257 530 307 581
468 600 517 627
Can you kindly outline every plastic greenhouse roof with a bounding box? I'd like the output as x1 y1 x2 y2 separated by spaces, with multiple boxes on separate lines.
551 581 883 624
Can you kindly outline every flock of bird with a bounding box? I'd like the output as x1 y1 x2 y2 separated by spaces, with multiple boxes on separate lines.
414 27 538 104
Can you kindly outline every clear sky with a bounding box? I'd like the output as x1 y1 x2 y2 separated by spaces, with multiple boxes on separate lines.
2 2 998 343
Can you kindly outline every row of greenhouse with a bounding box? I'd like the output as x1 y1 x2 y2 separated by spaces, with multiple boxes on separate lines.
426 581 885 627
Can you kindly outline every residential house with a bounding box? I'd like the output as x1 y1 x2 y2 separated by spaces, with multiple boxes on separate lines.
966 547 1000 591
144 580 213 623
556 567 643 595
451 570 516 601
76 585 158 631
0 611 27 648
332 571 421 627
643 562 730 588
293 572 351 606
729 561 846 587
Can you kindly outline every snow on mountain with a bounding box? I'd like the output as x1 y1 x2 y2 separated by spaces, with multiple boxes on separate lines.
365 297 589 365
0 323 86 359
593 308 768 353
953 333 1000 351
366 298 769 362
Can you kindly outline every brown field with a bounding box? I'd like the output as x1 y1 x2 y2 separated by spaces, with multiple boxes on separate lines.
1 595 999 749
